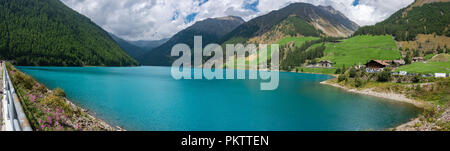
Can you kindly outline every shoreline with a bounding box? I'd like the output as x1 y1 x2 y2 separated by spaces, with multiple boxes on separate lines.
319 80 430 108
63 97 125 131
319 80 434 130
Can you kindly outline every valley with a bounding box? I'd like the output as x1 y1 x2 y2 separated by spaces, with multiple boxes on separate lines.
0 0 449 131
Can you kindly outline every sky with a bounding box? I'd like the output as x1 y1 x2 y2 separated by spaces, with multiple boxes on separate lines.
61 0 414 41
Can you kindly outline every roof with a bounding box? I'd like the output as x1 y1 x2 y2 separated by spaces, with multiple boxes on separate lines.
319 60 332 63
367 60 390 66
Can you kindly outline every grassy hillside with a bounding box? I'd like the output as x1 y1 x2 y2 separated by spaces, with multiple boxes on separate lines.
0 0 138 66
396 54 450 74
319 35 402 67
395 62 450 74
140 16 244 66
277 37 320 46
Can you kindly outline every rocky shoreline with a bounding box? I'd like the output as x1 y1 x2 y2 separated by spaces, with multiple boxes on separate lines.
320 79 450 131
62 96 124 131
320 80 430 108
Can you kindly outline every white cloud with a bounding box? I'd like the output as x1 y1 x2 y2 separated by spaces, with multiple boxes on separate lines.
61 0 414 41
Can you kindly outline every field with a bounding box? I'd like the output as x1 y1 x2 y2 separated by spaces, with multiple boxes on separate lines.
395 61 450 74
319 35 402 68
296 67 337 75
277 36 319 46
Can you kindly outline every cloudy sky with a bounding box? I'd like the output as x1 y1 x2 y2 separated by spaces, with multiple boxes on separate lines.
61 0 414 41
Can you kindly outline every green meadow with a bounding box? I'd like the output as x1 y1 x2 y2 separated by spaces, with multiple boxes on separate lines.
395 61 450 74
319 35 402 68
277 36 320 46
296 67 337 75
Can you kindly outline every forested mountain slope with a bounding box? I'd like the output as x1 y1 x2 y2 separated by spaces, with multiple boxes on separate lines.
0 0 138 66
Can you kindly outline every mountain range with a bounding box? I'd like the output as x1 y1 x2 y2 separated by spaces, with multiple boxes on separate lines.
220 3 359 45
109 33 168 61
138 2 359 66
139 16 245 66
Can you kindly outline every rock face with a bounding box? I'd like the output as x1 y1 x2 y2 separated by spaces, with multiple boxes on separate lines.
140 16 245 66
314 6 360 37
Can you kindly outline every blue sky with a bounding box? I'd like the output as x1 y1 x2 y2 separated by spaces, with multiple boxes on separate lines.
352 0 360 6
61 0 414 41
244 0 260 12
185 13 199 23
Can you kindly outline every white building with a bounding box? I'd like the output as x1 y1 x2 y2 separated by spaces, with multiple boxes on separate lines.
435 73 446 78
399 71 407 76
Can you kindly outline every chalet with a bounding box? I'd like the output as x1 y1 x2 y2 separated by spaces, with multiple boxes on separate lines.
383 59 405 67
392 59 406 66
412 57 424 62
317 60 332 67
365 60 390 73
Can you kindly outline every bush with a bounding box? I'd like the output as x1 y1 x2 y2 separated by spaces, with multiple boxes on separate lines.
377 68 392 82
12 72 35 90
54 88 66 97
349 68 357 78
354 77 364 87
412 75 421 83
35 83 48 94
338 74 348 82
335 68 341 74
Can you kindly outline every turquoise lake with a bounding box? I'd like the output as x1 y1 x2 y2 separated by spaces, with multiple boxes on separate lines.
17 66 421 131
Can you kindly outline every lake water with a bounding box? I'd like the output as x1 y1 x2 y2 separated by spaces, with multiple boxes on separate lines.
17 66 421 131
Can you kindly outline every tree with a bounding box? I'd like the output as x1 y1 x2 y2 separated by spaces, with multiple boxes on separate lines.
404 53 412 64
341 64 346 74
377 68 392 82
338 74 348 82
349 68 357 78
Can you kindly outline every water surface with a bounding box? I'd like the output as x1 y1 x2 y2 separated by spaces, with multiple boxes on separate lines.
18 66 421 131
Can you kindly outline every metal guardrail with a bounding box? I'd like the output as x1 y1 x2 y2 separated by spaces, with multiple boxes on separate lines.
2 62 32 131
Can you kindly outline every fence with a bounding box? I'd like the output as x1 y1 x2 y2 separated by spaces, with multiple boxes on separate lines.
2 61 32 131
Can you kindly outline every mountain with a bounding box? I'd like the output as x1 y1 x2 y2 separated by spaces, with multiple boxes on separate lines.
0 0 138 66
110 33 168 61
109 33 147 61
220 3 359 45
129 38 169 50
354 0 450 41
140 16 245 66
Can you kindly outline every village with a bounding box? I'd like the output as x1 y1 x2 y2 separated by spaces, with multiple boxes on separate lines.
305 56 448 78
